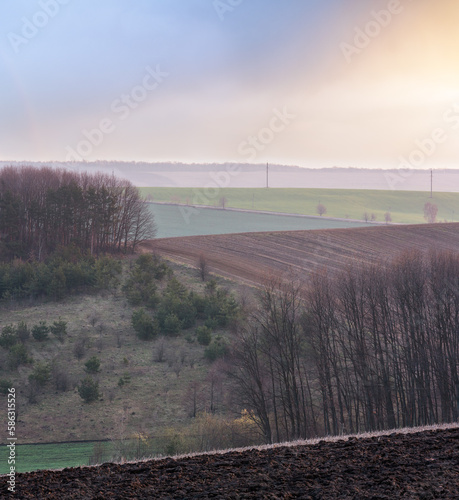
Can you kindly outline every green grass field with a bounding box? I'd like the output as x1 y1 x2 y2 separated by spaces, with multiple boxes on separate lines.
140 187 459 225
0 441 114 474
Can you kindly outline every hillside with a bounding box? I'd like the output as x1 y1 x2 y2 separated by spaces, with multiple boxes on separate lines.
0 256 249 473
4 425 459 498
147 223 459 286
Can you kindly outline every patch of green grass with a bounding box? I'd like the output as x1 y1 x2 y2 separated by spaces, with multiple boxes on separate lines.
0 441 114 474
141 187 459 225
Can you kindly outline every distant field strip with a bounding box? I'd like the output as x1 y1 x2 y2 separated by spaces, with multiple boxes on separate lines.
147 223 459 286
141 187 459 225
149 203 371 238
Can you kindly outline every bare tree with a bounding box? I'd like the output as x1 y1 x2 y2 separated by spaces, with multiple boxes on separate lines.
229 324 273 443
384 211 392 224
73 335 89 360
198 253 209 281
424 202 438 224
229 275 315 443
184 380 202 418
153 338 167 363
316 203 327 217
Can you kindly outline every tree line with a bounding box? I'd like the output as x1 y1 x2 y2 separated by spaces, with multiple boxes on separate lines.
230 249 459 443
0 166 155 260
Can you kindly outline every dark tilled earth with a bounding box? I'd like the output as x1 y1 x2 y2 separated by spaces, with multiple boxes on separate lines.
2 428 459 499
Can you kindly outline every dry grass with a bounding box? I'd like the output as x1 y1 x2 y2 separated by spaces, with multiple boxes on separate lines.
56 421 459 472
0 261 234 445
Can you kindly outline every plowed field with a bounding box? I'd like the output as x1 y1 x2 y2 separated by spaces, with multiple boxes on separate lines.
145 223 459 286
4 426 459 498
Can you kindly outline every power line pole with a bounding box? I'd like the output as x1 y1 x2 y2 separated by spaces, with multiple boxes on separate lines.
266 162 269 188
430 169 433 198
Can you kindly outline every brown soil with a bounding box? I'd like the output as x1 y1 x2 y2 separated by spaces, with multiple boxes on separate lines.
3 427 459 498
145 223 459 286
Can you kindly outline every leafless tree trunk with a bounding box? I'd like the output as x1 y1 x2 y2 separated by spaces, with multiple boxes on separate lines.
198 253 209 281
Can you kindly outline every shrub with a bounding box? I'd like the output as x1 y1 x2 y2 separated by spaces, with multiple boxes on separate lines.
28 362 51 387
48 267 67 300
136 254 170 281
131 309 158 340
191 293 207 319
78 376 100 403
51 364 70 392
157 280 198 330
204 336 228 362
153 338 167 363
16 321 30 343
118 373 131 387
164 277 188 300
50 320 67 342
73 336 87 360
203 288 239 327
204 317 219 331
205 279 217 295
196 326 212 346
0 325 17 349
123 254 170 308
0 379 12 395
8 343 32 369
84 356 101 374
94 256 122 289
177 300 197 329
125 283 159 308
162 313 182 336
32 321 49 341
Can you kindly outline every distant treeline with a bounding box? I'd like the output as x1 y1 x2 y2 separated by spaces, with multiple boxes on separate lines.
0 166 155 260
232 250 459 443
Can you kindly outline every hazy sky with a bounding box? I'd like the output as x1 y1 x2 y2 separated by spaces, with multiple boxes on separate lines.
1 0 459 169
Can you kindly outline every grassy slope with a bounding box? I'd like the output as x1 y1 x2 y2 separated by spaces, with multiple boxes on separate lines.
0 261 240 473
140 187 459 224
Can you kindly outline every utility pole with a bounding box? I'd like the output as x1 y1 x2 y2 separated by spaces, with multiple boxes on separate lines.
430 169 433 198
266 162 269 188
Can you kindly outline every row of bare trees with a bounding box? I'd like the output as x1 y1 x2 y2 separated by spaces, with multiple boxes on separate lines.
0 166 155 260
230 277 317 443
230 250 459 443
